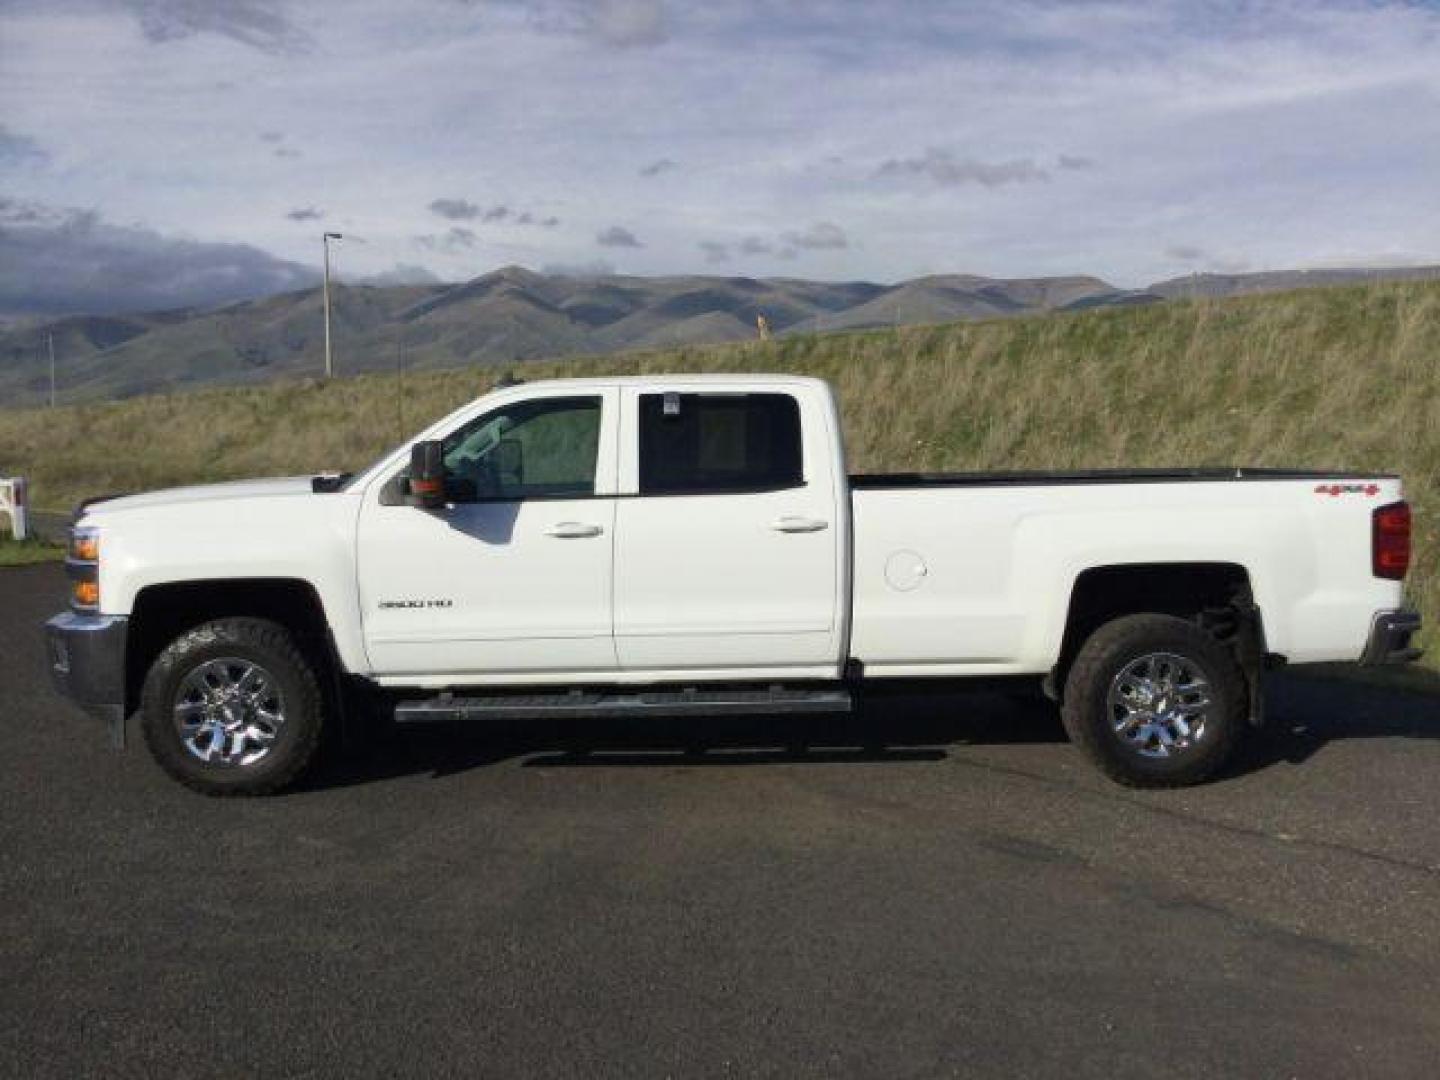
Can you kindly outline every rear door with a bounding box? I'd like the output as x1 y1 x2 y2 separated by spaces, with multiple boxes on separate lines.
612 385 844 674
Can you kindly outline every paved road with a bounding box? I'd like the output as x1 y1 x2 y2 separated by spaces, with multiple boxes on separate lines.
3 563 1439 1078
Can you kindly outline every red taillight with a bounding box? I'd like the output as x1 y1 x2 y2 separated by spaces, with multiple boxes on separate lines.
1372 501 1411 580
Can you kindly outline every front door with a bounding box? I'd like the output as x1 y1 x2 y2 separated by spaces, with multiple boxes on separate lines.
357 389 619 680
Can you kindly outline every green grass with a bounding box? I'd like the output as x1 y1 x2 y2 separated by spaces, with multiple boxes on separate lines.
0 533 63 567
0 278 1435 666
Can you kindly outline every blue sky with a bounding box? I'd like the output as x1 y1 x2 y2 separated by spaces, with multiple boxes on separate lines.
3 0 1440 314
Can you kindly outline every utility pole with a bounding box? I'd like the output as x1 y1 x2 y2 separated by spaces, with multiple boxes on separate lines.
47 332 56 408
322 232 343 378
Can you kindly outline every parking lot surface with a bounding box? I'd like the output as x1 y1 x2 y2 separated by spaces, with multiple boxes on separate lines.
3 563 1439 1078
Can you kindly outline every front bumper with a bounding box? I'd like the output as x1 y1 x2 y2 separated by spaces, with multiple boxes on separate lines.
1360 609 1423 666
44 612 129 747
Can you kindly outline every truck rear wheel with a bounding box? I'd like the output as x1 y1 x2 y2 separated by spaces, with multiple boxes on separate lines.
140 618 325 796
1061 613 1246 787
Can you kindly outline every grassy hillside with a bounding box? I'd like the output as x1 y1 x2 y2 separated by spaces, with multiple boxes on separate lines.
1 280 1435 665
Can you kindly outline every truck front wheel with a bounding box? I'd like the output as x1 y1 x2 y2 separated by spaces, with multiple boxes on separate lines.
140 618 326 796
1061 614 1247 787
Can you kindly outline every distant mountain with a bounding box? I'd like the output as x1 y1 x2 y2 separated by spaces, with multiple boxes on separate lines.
1 263 1436 406
788 274 1120 332
1147 265 1440 299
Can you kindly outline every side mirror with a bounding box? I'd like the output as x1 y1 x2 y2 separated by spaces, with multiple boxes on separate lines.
408 440 446 509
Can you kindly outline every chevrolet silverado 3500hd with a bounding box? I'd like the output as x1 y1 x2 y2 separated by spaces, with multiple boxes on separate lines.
46 375 1421 795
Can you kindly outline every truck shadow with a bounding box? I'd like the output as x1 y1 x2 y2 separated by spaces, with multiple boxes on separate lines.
1234 670 1440 775
301 671 1440 792
304 686 1064 790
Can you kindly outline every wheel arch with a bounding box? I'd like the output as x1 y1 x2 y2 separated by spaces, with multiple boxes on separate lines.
125 578 336 719
1050 561 1267 719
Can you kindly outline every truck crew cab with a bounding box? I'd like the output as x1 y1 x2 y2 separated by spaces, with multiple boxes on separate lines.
47 375 1421 795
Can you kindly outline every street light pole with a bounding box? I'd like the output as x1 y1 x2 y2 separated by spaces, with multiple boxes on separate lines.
322 231 343 379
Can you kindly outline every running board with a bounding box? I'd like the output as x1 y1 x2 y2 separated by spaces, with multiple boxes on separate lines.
393 686 853 724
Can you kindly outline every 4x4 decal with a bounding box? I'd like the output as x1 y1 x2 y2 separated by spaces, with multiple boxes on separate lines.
1314 483 1381 498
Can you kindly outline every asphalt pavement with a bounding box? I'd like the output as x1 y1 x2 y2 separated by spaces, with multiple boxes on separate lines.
3 562 1439 1078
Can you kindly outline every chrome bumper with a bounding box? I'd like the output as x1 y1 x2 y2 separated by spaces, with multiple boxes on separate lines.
44 612 129 748
1360 610 1423 666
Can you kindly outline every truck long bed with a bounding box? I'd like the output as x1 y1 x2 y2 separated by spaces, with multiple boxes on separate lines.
850 468 1396 488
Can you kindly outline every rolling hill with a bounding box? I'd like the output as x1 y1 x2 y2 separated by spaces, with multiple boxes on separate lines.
2 263 1438 408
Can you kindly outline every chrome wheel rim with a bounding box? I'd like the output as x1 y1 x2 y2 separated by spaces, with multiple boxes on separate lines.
173 657 286 767
1106 652 1213 759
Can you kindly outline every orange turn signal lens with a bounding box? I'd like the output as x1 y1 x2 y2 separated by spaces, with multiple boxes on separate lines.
72 579 100 608
69 529 100 562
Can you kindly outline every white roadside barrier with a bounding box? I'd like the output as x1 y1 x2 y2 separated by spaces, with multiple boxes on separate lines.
1 476 29 541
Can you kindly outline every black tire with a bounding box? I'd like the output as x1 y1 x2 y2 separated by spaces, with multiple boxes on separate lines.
1061 613 1247 788
141 618 325 796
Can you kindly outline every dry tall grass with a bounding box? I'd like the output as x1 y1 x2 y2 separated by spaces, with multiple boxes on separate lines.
1 281 1435 664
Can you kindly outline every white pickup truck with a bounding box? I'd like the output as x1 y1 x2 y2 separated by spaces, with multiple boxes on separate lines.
47 374 1421 795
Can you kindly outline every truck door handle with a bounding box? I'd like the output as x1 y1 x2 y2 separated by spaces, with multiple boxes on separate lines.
543 521 604 539
769 516 829 534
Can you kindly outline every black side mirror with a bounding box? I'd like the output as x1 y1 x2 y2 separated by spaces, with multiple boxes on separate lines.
408 440 446 509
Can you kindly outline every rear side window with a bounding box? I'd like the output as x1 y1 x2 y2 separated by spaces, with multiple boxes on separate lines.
638 392 803 495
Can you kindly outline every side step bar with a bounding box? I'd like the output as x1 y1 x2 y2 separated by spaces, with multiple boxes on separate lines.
394 685 853 724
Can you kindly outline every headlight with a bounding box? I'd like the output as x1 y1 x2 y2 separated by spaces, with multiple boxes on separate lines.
67 525 100 612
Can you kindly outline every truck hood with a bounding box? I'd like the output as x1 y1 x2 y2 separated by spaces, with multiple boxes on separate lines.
82 476 319 518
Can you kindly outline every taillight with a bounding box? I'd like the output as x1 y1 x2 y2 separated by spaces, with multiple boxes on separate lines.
1372 501 1411 580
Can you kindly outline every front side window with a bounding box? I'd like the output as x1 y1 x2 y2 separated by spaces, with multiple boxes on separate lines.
639 392 803 495
442 395 601 501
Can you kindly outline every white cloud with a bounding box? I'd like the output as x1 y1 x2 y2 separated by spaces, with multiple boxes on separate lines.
415 226 479 253
429 197 480 220
10 0 315 54
0 125 49 167
782 221 847 251
457 0 667 47
586 0 667 47
363 262 442 285
596 225 642 248
0 197 316 314
1 0 1438 293
1165 244 1205 262
876 150 1050 188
